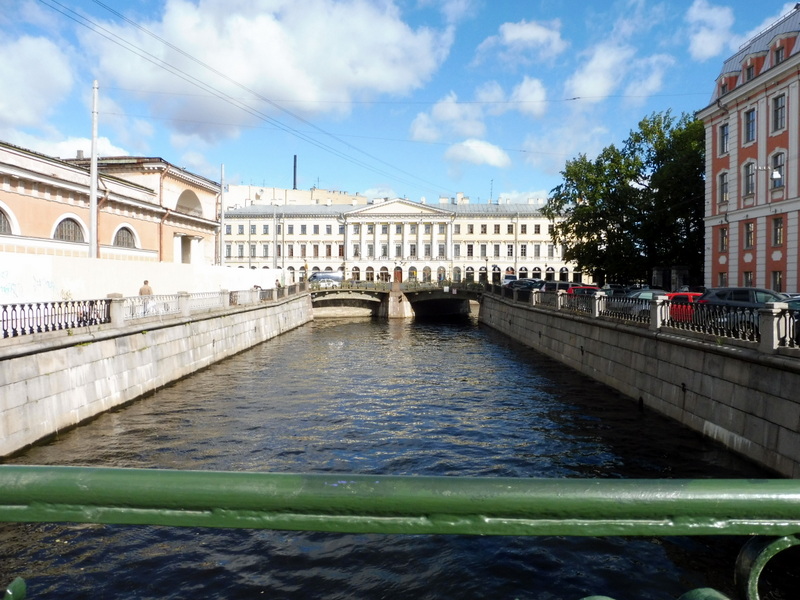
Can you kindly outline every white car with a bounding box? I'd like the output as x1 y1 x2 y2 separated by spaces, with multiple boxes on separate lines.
316 278 340 289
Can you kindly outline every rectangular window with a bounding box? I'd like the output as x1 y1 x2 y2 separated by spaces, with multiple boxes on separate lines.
493 244 500 257
438 243 445 258
300 225 307 235
276 245 282 258
396 224 402 235
772 271 783 293
507 224 514 234
454 224 461 234
250 244 256 258
745 65 754 81
409 243 417 257
287 244 294 257
353 244 360 257
454 245 461 258
250 225 256 235
772 217 784 246
262 224 269 235
534 245 541 258
238 225 244 235
300 244 306 258
367 225 374 235
480 244 487 258
339 225 345 234
744 163 755 195
520 244 527 257
534 224 541 235
506 244 513 257
480 224 487 234
225 244 231 258
325 225 331 234
287 225 294 235
367 244 374 257
520 224 527 234
718 272 728 287
494 224 501 234
743 222 754 249
424 224 432 234
719 227 728 252
466 244 473 257
719 172 729 203
467 224 474 234
353 224 360 234
395 244 402 257
773 95 786 131
225 225 232 234
547 244 554 258
262 244 269 258
382 225 388 234
775 46 785 65
338 245 344 258
439 224 446 234
312 225 319 234
744 109 756 143
381 244 389 258
237 244 244 258
326 244 332 257
772 153 785 188
548 224 554 234
313 244 319 258
719 123 729 154
410 225 417 234
424 244 431 258
743 271 754 287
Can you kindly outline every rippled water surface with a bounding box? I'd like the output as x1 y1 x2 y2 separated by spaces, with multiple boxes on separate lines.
1 314 772 599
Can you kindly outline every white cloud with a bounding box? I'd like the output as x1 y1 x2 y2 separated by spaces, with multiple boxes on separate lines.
0 35 73 129
79 0 455 142
444 139 510 167
431 92 486 138
410 112 441 142
623 54 675 106
4 132 128 161
684 0 735 61
564 43 636 102
510 76 547 118
476 18 568 65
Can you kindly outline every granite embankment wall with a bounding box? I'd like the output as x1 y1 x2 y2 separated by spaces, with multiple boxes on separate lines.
0 294 313 457
479 293 800 477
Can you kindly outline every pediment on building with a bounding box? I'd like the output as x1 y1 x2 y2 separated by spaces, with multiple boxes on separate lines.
345 198 453 218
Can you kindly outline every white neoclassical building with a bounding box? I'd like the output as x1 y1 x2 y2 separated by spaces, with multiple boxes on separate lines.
222 194 582 285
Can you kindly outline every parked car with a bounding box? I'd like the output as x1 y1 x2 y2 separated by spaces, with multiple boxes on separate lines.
665 292 702 323
506 278 541 290
502 274 518 286
541 281 583 292
316 278 341 289
695 287 786 337
567 285 601 295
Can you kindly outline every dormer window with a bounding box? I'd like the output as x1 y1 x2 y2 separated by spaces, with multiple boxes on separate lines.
745 65 755 81
721 82 728 94
774 46 785 65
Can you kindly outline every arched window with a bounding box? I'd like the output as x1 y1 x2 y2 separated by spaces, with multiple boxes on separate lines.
0 210 11 235
351 266 360 281
113 227 136 248
54 218 84 242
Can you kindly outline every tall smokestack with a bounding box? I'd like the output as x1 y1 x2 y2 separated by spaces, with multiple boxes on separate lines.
293 155 297 190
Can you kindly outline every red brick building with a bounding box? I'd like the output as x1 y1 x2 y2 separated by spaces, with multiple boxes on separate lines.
698 6 800 293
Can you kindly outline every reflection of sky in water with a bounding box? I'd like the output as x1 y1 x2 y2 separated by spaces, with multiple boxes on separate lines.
3 316 771 599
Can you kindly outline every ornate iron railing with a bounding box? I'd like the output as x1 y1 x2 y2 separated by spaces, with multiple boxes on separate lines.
0 299 111 338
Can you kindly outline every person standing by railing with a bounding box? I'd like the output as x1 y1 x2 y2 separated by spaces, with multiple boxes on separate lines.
139 280 153 314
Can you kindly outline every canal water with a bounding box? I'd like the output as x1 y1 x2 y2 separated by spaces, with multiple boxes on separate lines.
0 314 774 599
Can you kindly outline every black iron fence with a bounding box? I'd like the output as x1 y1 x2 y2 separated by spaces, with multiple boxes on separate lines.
1 299 111 338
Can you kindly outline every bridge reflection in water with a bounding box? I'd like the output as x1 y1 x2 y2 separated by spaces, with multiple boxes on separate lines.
0 316 794 599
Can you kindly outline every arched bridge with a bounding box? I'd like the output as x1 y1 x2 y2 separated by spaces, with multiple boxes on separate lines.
309 281 484 318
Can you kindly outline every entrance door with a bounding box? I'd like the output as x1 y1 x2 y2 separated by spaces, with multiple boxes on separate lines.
394 266 403 282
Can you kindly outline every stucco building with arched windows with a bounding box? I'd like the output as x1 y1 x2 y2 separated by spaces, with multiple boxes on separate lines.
0 141 219 265
698 6 800 293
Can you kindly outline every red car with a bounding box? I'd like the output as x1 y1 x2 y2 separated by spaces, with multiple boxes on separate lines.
666 292 702 322
566 286 601 295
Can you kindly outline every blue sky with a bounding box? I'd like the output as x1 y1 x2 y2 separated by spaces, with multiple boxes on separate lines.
0 0 796 203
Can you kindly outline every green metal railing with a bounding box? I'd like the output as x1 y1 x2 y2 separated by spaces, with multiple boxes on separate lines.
2 466 799 599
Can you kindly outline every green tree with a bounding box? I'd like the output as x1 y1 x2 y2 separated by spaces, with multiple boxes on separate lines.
542 111 705 285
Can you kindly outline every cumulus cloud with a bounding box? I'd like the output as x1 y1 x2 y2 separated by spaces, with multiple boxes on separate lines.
475 18 568 65
623 54 675 105
410 112 441 143
78 0 454 143
684 0 735 61
510 76 547 118
444 139 510 167
0 35 73 129
564 43 636 102
430 92 486 138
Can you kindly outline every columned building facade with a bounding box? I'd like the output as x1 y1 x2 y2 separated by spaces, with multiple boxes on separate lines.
698 6 800 293
223 197 581 285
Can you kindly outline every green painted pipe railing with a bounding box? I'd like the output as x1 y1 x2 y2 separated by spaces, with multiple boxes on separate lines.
2 466 800 600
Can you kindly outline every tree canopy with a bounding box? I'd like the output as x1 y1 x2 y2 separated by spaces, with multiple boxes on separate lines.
542 111 705 285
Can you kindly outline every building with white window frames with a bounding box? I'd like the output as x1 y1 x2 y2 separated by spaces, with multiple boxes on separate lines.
698 6 800 293
223 193 581 285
